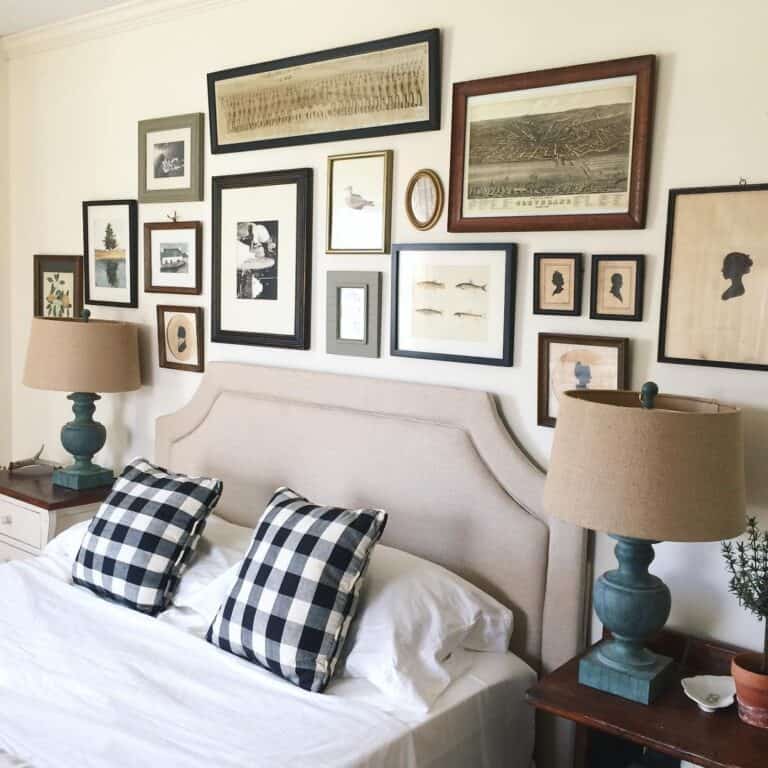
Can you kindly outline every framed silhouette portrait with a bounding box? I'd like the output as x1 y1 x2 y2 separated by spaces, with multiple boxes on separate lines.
659 183 768 370
156 305 204 373
533 253 582 315
590 254 644 321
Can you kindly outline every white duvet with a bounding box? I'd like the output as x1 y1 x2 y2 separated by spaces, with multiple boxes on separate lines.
0 556 534 768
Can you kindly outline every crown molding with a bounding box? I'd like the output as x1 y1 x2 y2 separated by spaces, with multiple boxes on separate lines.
0 0 244 60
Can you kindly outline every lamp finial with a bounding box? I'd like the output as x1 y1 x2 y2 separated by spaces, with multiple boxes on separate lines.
81 309 91 322
640 381 659 409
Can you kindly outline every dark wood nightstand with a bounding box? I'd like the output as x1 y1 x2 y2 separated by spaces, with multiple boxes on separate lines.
0 468 109 561
527 630 768 768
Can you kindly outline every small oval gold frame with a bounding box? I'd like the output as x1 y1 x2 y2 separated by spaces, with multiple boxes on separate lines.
405 169 444 231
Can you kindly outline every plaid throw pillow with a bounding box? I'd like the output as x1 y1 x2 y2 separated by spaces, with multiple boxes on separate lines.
72 458 223 615
207 487 387 692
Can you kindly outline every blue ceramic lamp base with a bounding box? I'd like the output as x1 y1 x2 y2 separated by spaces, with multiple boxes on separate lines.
579 535 675 705
52 392 114 490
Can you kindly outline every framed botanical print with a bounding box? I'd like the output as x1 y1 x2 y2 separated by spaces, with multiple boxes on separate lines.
144 221 202 294
138 113 204 203
207 29 440 154
327 150 393 253
533 253 582 315
83 200 138 308
33 254 83 319
156 305 204 373
391 243 516 366
212 169 313 349
448 55 655 232
590 254 644 321
326 271 382 358
659 183 768 370
538 333 629 427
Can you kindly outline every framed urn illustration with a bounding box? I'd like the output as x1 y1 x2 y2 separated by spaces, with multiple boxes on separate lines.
658 182 768 370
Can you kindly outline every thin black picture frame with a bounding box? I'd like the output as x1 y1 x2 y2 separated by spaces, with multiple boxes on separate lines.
82 199 138 308
391 242 516 366
590 254 644 321
533 252 582 316
211 169 313 349
207 28 441 154
658 182 768 371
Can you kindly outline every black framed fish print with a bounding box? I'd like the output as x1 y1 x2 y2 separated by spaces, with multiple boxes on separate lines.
391 242 516 366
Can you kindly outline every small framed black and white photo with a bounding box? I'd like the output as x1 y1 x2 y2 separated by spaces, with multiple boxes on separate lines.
590 254 644 321
138 113 204 203
83 199 138 308
144 221 202 295
326 271 382 357
327 150 393 254
533 253 582 315
156 305 204 373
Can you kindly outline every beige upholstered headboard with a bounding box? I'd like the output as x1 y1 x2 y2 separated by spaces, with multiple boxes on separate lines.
155 362 588 767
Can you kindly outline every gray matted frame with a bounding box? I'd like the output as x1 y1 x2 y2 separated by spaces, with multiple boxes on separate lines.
326 270 382 357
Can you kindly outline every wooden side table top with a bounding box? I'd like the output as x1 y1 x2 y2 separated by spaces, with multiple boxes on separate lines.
0 469 110 511
526 630 768 768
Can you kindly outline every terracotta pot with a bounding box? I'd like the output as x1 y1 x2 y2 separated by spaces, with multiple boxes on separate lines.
732 652 768 728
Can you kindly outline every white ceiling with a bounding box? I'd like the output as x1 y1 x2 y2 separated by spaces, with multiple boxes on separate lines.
0 0 130 37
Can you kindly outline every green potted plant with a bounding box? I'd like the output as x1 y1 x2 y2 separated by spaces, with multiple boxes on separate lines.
722 516 768 728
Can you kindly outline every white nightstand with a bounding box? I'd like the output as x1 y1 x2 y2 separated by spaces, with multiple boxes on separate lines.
0 468 109 562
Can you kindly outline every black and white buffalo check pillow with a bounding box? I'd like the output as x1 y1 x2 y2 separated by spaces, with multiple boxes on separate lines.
72 458 223 615
207 487 387 692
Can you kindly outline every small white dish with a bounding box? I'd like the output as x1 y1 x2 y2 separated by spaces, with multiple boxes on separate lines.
681 675 736 712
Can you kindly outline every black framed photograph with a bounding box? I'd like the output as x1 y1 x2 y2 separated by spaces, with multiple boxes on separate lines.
83 200 138 308
138 113 204 203
33 254 83 319
156 305 204 373
144 221 202 295
659 183 768 371
538 333 629 427
207 28 440 154
391 243 516 366
212 169 312 349
326 150 393 254
533 253 582 315
326 271 382 358
590 254 644 321
448 55 655 232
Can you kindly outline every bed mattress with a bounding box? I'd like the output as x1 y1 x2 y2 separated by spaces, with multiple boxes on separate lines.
0 556 535 768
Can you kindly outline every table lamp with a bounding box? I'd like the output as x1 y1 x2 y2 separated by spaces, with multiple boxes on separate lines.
544 384 746 705
23 314 141 490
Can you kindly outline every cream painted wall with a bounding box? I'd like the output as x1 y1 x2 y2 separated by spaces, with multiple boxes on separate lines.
0 54 10 465
4 0 768 651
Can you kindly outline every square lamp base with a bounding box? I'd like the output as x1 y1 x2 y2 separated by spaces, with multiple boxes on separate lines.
53 465 114 490
578 644 676 704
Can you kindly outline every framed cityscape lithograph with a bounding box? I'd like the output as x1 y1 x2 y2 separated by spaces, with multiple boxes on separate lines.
212 169 312 349
144 220 202 294
138 113 204 203
391 243 516 366
156 305 204 373
208 29 440 154
448 55 655 232
533 252 582 315
33 254 83 319
590 254 644 321
538 333 629 427
83 200 138 308
659 183 768 370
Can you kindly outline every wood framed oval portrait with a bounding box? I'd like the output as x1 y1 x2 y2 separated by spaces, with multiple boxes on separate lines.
405 169 444 231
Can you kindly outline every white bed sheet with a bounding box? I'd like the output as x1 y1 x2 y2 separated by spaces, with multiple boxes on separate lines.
0 556 535 768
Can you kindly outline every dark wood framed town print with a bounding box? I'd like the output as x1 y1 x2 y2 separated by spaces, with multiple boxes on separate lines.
538 333 629 427
533 253 582 315
207 29 441 154
448 55 655 232
33 254 83 319
326 271 382 358
658 183 768 370
391 243 516 366
156 305 204 373
144 221 203 295
212 169 313 349
138 113 204 203
590 254 644 321
83 200 138 308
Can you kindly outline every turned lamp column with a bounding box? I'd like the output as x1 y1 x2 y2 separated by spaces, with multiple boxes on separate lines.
23 312 140 490
544 383 746 705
